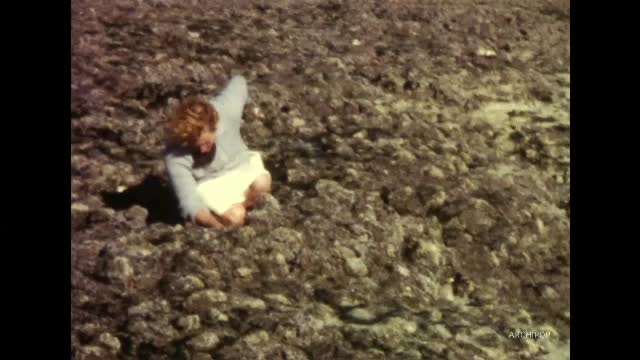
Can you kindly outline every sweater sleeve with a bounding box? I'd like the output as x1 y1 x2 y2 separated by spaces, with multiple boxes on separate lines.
164 150 207 221
212 75 249 132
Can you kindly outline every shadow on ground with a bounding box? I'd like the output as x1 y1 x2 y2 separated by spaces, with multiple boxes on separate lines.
101 175 183 225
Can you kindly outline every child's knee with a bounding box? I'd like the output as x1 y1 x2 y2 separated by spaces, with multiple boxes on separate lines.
224 204 246 227
252 172 272 194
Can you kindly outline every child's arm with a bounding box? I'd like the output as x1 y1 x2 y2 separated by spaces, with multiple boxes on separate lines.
212 75 249 132
165 150 208 222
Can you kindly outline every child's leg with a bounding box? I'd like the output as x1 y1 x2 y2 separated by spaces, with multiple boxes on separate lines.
219 203 246 228
243 172 272 209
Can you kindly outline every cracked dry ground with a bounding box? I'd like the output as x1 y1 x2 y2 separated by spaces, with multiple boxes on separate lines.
71 0 570 359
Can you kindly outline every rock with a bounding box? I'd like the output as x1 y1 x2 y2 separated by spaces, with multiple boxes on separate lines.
542 286 560 300
476 47 497 57
236 267 253 278
75 346 108 360
128 299 170 317
169 275 205 294
128 319 178 347
88 208 115 223
177 315 201 332
344 317 418 351
315 179 356 207
124 205 149 228
265 293 292 305
184 290 228 312
232 295 267 310
192 353 213 360
208 309 229 322
71 202 91 229
336 245 356 259
397 265 410 277
188 331 220 351
427 190 447 210
287 168 320 186
338 294 365 308
98 333 121 353
440 283 455 302
473 286 498 304
243 330 270 347
428 166 446 179
346 308 377 322
291 117 306 127
458 198 498 235
345 257 368 277
431 324 453 340
388 186 423 215
416 241 443 267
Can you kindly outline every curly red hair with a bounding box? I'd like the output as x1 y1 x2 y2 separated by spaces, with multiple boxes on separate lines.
165 97 218 147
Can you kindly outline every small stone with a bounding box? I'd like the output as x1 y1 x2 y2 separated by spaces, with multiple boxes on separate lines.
71 202 91 229
397 265 410 277
265 293 292 305
117 185 127 193
352 39 362 46
187 332 220 351
431 309 442 322
387 317 418 334
76 346 107 360
107 256 134 287
98 333 121 352
432 324 452 339
346 257 368 277
336 245 356 259
208 309 229 322
542 286 559 300
128 299 170 317
184 290 228 312
474 286 498 304
126 205 148 219
188 31 200 38
536 218 546 234
428 166 446 179
252 106 265 118
177 315 201 332
71 202 90 212
338 295 364 308
525 148 538 160
238 227 256 241
102 164 117 176
200 270 221 283
291 117 306 127
193 353 213 360
236 267 253 278
234 296 267 310
395 148 416 161
244 330 270 346
476 47 497 57
348 308 376 322
418 241 442 266
440 284 455 302
275 253 287 265
427 190 447 210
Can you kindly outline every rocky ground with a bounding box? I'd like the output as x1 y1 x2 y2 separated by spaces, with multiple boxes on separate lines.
71 0 570 359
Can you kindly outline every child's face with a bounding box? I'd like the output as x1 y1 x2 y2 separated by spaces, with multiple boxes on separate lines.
195 127 216 154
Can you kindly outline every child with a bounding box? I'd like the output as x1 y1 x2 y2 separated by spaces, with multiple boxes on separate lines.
164 75 272 229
